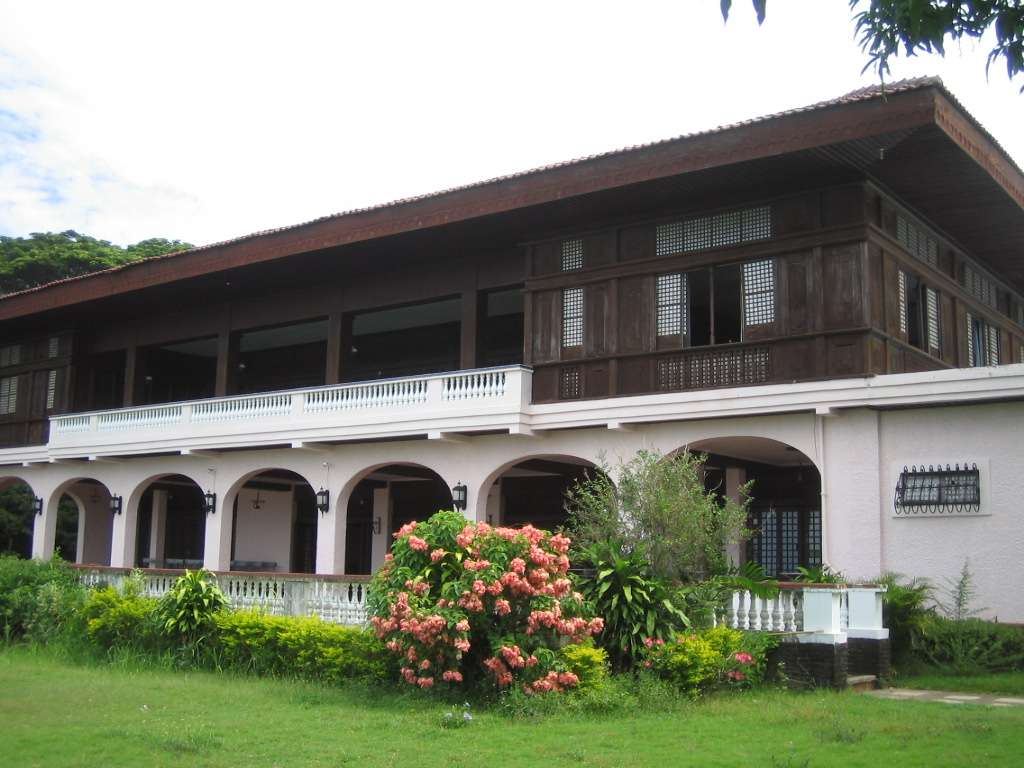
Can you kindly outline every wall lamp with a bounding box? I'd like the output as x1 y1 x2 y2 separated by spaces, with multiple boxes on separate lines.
109 495 123 516
203 491 217 515
372 516 382 535
316 487 330 515
33 496 43 516
452 482 467 511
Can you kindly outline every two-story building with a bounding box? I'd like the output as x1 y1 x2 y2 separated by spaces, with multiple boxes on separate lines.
2 77 1022 621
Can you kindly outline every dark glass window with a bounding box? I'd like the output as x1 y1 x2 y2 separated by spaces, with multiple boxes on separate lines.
479 288 524 366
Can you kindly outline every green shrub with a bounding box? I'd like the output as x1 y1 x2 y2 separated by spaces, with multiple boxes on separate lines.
214 610 394 682
879 572 934 666
914 616 1024 674
644 626 778 697
0 555 82 641
559 641 608 691
156 569 228 644
82 586 162 652
576 541 687 670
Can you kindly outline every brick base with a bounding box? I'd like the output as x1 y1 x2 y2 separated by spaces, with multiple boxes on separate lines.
768 639 848 689
848 637 891 682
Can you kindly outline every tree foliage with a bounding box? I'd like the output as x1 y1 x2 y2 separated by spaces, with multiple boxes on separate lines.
0 230 191 295
721 1 1024 91
566 449 751 583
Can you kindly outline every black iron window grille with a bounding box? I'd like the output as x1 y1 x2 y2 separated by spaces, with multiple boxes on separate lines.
894 464 980 515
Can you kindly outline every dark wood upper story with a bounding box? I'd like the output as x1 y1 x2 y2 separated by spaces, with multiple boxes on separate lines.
0 78 1022 445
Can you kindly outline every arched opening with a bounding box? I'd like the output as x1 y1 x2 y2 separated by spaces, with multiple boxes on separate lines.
481 455 602 531
685 437 822 578
0 477 36 557
133 474 207 569
51 479 114 565
345 464 453 575
227 469 318 573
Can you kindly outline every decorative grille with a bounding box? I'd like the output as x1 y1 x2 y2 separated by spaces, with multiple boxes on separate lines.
806 511 822 569
47 336 59 358
561 239 583 271
558 366 581 399
925 287 941 352
561 287 583 347
0 345 20 368
0 376 17 415
656 347 769 392
656 273 687 337
896 214 938 267
46 370 57 410
655 205 772 257
897 271 908 335
742 259 775 325
747 510 778 577
894 464 981 515
780 509 801 574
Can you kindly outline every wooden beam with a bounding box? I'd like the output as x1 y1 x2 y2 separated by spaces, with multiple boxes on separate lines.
460 290 478 370
325 312 343 385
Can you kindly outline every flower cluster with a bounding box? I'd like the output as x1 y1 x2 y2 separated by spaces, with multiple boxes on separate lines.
369 510 601 693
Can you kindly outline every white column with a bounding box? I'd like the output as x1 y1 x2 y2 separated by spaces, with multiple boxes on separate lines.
370 486 390 572
315 483 347 575
110 493 138 568
148 489 167 566
725 466 746 567
31 495 58 560
202 494 232 571
75 501 86 564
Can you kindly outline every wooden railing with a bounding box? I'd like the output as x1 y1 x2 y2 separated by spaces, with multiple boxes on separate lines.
74 566 371 626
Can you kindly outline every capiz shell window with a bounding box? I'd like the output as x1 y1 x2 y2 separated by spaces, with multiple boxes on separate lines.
561 287 584 347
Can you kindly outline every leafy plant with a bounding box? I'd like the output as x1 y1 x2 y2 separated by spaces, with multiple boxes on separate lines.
914 616 1024 674
156 569 228 644
559 641 609 691
567 449 751 583
794 565 845 584
935 559 985 621
878 572 934 666
576 541 688 670
677 563 778 630
0 555 81 640
83 586 162 653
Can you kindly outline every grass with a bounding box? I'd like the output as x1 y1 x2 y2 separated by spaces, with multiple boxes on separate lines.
1 648 1023 768
896 670 1024 697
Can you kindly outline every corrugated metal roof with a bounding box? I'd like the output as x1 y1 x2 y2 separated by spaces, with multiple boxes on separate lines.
1 76 1015 303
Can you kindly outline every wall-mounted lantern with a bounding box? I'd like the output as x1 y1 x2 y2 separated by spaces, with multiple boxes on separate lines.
109 495 122 516
316 487 330 515
372 516 382 535
452 482 467 511
203 491 217 515
33 496 43 516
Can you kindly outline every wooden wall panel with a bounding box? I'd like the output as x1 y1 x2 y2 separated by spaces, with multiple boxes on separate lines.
585 283 611 357
822 244 863 330
584 361 610 399
826 336 863 377
866 244 884 330
531 243 560 276
882 252 902 339
584 233 617 269
617 357 652 395
530 290 560 363
617 276 653 354
783 252 812 335
940 293 956 364
773 192 820 237
822 186 867 228
619 224 655 262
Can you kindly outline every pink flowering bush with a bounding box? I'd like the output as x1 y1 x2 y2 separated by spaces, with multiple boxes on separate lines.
368 510 603 693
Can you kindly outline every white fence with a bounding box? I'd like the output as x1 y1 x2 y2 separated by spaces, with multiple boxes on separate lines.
76 567 370 626
47 365 531 456
715 583 888 640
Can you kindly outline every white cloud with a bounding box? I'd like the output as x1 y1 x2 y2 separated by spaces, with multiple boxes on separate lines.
0 0 1021 246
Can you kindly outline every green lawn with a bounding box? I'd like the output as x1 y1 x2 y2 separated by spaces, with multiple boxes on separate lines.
897 670 1024 697
2 649 1023 768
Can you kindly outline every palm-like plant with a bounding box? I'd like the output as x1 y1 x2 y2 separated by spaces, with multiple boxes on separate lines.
157 569 228 642
577 542 688 670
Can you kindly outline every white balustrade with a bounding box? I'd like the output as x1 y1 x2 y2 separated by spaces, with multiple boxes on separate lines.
714 584 885 638
47 365 530 455
74 567 369 625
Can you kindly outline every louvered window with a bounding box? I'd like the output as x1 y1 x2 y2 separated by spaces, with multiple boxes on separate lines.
0 376 17 415
46 370 57 410
963 265 998 309
742 259 775 326
967 314 999 367
925 287 941 353
897 271 908 335
896 215 938 267
656 205 772 257
561 239 583 272
561 288 583 347
0 345 20 368
47 336 60 358
656 273 687 337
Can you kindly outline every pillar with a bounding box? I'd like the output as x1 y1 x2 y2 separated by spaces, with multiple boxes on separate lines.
460 290 478 370
725 466 746 566
203 492 233 571
31 495 58 560
75 500 86 564
110 492 138 568
148 489 167 566
315 482 347 575
370 486 390 572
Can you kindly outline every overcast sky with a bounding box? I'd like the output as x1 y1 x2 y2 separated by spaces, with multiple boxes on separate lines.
1 1 1021 247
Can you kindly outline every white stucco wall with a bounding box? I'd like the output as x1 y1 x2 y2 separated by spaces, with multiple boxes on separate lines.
232 487 294 570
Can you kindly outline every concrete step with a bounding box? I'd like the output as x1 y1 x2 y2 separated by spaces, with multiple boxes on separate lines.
848 674 879 692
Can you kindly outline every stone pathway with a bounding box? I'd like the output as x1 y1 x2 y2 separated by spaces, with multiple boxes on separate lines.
868 688 1024 708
